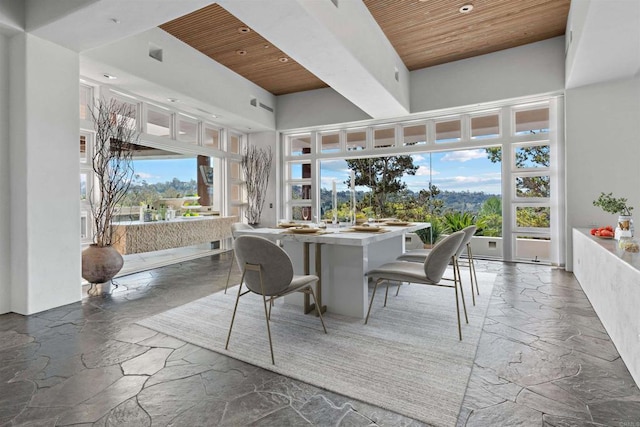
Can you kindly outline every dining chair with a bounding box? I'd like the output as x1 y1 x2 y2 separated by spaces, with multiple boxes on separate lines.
224 222 254 293
225 235 327 364
365 231 468 340
397 225 479 305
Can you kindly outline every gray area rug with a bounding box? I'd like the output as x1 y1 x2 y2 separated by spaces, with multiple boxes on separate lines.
138 270 496 426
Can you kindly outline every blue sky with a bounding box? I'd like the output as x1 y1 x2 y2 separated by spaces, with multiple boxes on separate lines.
133 149 502 194
318 149 502 195
132 158 197 184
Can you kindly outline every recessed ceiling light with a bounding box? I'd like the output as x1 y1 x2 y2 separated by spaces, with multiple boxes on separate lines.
238 26 251 34
459 4 473 13
103 73 117 80
167 98 179 103
278 57 289 63
211 114 218 119
236 50 247 56
264 44 270 49
111 18 120 24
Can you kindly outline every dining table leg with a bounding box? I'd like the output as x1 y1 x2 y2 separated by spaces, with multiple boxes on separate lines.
304 242 327 316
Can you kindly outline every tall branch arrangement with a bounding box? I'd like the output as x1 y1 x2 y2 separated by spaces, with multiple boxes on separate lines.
90 98 140 246
242 145 273 224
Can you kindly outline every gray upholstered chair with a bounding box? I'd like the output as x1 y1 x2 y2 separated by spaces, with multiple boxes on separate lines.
224 222 254 293
397 225 479 305
225 235 327 364
365 231 468 340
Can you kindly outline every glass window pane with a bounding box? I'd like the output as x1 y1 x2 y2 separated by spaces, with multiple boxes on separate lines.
515 144 549 168
515 108 549 135
229 161 241 180
291 206 312 221
435 120 461 143
346 130 366 151
147 108 171 137
112 98 137 129
289 162 309 180
403 124 426 146
229 134 241 154
320 132 340 153
516 206 550 228
204 126 220 149
80 173 88 201
178 115 198 144
79 85 91 120
80 211 88 239
289 134 310 156
230 205 241 217
230 184 242 202
374 127 395 148
80 135 87 162
516 176 550 198
471 115 499 139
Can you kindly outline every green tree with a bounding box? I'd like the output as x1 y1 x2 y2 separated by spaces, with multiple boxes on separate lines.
346 156 418 217
486 146 549 197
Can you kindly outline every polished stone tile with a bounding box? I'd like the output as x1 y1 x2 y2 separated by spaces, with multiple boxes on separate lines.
1 255 640 427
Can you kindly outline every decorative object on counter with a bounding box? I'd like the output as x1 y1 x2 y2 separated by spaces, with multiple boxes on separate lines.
242 145 273 225
619 237 640 253
593 192 634 240
82 97 140 295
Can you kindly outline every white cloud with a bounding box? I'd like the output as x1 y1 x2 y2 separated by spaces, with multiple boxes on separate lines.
135 172 159 180
412 154 425 162
415 165 439 176
441 149 487 163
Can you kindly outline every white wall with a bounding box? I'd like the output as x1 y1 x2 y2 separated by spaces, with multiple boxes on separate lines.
9 33 81 314
0 0 23 34
247 131 278 227
0 34 10 314
565 76 640 271
276 87 370 131
411 37 565 114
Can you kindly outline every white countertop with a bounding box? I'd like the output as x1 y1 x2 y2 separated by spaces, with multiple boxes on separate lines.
114 215 231 226
235 222 430 247
575 228 640 271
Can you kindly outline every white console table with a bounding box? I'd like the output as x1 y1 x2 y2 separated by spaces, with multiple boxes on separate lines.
573 228 640 386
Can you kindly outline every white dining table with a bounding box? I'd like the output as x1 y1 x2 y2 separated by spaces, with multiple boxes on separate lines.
234 222 430 319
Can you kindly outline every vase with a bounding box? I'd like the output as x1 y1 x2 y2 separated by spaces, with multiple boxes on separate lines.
82 245 124 293
615 215 634 240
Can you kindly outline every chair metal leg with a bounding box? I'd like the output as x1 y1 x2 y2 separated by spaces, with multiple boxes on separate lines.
308 285 327 334
224 248 235 294
365 279 382 324
384 281 390 307
255 268 276 365
395 280 401 296
455 257 469 324
225 277 245 350
468 244 479 296
452 257 462 340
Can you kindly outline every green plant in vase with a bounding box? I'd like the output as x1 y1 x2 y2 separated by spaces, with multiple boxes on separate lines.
593 192 634 237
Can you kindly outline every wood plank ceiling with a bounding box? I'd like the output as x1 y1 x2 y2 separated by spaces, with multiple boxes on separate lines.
160 0 570 96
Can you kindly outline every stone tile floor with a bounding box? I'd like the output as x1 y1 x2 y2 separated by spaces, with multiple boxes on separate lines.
1 254 640 426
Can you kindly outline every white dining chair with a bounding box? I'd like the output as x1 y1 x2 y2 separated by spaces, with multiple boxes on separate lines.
397 225 479 305
365 231 468 340
224 222 254 293
225 235 327 364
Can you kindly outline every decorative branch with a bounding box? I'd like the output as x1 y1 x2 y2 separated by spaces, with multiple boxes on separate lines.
89 98 139 246
242 145 273 224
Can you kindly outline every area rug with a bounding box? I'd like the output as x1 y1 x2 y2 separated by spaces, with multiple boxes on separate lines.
137 270 497 426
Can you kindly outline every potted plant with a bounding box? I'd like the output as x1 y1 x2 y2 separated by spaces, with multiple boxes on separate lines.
241 145 273 225
82 98 140 294
593 192 634 237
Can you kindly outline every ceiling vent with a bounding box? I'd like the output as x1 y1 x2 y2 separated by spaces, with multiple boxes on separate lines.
259 102 274 113
149 43 163 62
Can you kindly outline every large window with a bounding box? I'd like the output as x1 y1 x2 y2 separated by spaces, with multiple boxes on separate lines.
283 98 562 264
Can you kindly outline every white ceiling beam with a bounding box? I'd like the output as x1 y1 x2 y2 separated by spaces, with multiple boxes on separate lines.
219 0 410 119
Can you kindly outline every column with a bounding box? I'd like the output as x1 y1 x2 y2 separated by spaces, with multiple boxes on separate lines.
8 33 81 314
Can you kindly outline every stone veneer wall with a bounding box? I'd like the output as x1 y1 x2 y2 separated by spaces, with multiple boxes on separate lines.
113 216 237 255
